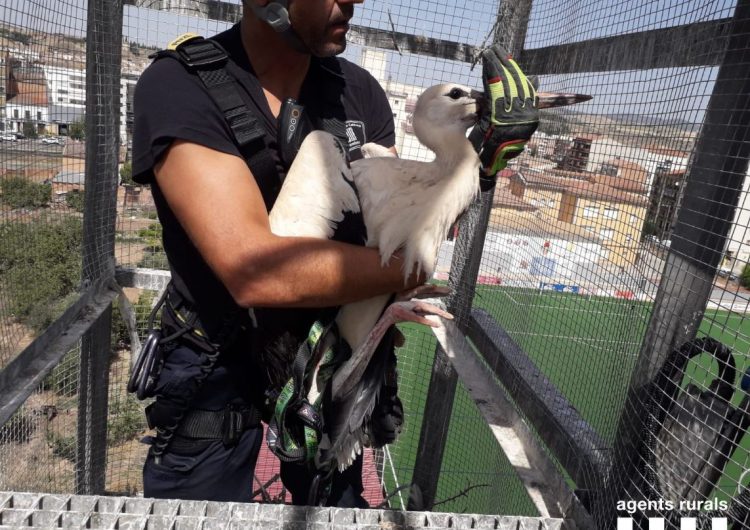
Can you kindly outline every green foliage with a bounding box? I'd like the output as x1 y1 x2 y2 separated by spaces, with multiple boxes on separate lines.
69 119 85 141
1 176 51 208
120 161 134 186
44 347 80 397
136 222 167 268
107 394 145 447
46 430 76 462
22 121 38 139
0 216 83 331
641 219 657 238
65 189 85 213
741 264 750 289
0 29 31 45
137 223 162 244
112 290 155 349
137 250 168 270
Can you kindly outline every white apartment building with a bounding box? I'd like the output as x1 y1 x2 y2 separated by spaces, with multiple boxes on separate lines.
3 98 48 134
360 48 433 163
43 65 87 108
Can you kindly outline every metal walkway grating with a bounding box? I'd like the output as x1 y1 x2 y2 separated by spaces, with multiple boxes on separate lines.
0 492 564 529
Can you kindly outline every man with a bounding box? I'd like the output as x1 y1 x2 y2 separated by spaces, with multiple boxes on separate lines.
132 0 428 506
132 0 537 508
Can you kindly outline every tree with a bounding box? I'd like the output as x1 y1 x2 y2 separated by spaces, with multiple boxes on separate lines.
22 121 38 139
741 264 750 290
69 118 85 140
119 161 135 186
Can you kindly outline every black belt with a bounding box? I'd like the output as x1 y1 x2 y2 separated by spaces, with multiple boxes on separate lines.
163 404 262 449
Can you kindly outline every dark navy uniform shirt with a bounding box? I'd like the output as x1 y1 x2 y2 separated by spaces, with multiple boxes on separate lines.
132 24 395 404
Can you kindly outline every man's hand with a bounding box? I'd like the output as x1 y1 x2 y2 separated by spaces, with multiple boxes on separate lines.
469 44 539 187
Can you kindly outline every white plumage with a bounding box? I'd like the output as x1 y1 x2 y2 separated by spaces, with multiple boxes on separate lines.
268 83 482 469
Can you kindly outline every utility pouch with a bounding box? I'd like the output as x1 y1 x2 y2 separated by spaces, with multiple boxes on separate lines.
127 288 170 400
127 329 164 400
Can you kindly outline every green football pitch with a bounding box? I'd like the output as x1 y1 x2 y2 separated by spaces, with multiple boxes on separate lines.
386 286 750 515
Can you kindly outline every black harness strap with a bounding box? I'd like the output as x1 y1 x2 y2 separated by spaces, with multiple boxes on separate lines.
155 37 282 209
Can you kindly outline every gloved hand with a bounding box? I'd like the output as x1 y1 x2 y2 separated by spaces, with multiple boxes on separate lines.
469 44 539 188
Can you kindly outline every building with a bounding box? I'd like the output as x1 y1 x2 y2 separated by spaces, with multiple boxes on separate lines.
559 136 592 172
647 166 684 241
4 62 48 135
509 167 648 267
724 165 750 274
120 74 138 145
486 211 604 281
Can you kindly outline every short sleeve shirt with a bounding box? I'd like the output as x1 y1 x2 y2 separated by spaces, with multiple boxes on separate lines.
132 23 395 330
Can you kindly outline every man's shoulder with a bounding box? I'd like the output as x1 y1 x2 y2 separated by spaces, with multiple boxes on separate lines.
136 51 195 92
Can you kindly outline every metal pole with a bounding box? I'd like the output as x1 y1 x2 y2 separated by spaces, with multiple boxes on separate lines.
76 0 123 495
409 0 533 510
604 0 750 525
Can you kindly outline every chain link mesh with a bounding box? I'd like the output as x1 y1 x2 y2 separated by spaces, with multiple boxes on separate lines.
1 0 749 527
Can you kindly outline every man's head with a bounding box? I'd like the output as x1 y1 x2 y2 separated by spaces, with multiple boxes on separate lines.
247 0 363 57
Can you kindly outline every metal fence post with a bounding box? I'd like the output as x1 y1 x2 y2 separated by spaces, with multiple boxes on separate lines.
409 0 533 510
76 0 124 495
603 0 750 525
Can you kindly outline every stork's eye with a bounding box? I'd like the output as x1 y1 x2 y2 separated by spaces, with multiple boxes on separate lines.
447 87 466 100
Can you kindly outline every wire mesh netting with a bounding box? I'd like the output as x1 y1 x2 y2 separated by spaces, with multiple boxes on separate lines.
0 0 748 527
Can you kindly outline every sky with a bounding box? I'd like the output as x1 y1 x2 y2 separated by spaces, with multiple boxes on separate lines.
0 0 740 122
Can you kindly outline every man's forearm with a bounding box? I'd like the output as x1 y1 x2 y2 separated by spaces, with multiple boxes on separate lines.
222 235 426 308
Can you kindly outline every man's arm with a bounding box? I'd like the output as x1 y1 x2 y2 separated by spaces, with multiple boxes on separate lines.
155 139 422 309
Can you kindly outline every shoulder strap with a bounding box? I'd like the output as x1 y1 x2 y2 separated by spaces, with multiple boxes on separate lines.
153 35 281 210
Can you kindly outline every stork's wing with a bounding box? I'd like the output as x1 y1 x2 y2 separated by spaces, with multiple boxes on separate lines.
269 131 360 239
351 157 446 272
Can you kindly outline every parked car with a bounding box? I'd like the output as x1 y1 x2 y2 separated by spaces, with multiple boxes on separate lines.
41 137 64 145
14 132 25 140
0 134 17 142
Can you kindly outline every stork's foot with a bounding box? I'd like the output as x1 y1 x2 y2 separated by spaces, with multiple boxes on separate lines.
395 283 452 302
384 299 453 328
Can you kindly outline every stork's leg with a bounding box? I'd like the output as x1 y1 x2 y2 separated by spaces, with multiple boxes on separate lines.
331 299 453 400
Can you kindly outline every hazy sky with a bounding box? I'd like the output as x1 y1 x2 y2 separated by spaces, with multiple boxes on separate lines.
1 0 739 122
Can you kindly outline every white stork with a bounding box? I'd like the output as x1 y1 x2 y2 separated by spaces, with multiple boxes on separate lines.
268 82 482 470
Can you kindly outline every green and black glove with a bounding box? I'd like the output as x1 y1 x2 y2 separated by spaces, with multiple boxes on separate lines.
469 44 539 190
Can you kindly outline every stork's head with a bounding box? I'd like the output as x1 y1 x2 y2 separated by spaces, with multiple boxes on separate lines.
412 83 483 155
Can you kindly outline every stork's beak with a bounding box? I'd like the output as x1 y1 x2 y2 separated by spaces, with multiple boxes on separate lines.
536 91 593 109
470 89 488 115
470 89 592 110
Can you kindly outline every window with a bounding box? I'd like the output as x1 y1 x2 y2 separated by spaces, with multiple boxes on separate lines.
547 199 556 208
626 234 633 242
630 214 638 225
59 89 68 94
37 112 42 121
604 208 619 220
25 110 30 120
13 109 18 119
582 226 595 233
583 206 598 218
600 229 615 240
